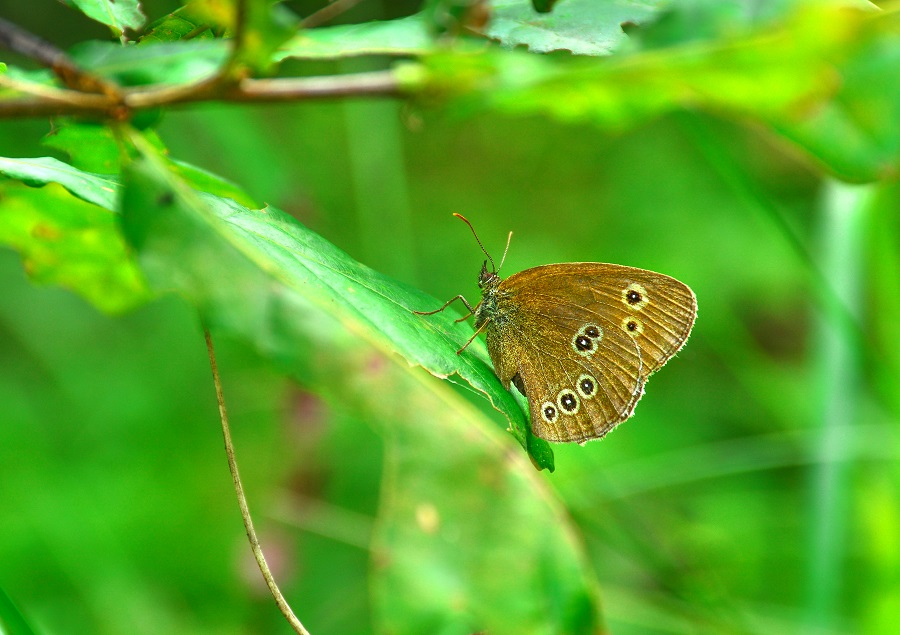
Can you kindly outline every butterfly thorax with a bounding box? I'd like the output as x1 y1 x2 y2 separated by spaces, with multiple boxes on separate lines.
474 263 506 329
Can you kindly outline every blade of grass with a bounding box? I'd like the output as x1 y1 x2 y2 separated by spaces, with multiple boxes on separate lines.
805 179 869 629
204 331 309 635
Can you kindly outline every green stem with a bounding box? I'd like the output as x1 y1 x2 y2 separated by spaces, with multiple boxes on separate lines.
806 179 868 629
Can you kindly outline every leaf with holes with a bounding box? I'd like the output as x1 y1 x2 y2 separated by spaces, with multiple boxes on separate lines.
487 0 660 56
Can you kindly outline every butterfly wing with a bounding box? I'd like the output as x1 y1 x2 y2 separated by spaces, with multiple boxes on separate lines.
485 263 696 443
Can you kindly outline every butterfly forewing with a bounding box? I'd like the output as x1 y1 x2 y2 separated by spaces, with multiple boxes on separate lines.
486 263 696 443
571 266 696 377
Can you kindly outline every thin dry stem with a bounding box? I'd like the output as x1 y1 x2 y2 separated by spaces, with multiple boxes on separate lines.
302 0 370 28
204 329 311 635
0 16 120 96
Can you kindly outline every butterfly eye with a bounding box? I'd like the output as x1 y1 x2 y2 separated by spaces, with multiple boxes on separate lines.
557 389 581 414
572 324 604 358
540 402 559 424
576 374 597 399
622 317 645 336
622 283 649 311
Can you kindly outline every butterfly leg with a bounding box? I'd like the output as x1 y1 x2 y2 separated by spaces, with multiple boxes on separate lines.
413 294 476 316
456 319 489 355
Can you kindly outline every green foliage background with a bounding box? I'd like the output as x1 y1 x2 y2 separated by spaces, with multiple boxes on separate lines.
1 1 899 634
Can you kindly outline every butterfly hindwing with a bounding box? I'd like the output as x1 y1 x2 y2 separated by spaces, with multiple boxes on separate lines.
492 313 645 442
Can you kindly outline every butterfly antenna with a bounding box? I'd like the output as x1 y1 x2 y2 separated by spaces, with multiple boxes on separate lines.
453 213 496 272
497 231 512 272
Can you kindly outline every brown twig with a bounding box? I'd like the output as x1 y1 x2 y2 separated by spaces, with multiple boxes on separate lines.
0 8 407 120
204 329 311 635
301 0 371 29
0 69 404 118
0 16 121 98
223 71 404 102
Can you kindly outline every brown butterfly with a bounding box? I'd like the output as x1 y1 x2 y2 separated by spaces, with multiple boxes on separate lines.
416 215 697 444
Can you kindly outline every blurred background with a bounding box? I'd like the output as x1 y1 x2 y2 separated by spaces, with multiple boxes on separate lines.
1 1 899 634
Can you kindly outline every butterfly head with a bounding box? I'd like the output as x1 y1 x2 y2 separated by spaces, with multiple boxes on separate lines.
454 214 509 292
478 260 501 290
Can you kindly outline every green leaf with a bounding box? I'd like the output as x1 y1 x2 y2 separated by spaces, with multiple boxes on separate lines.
1 144 256 214
487 0 660 55
0 65 55 97
0 147 550 463
0 151 251 314
61 0 145 35
234 0 299 73
0 585 37 635
277 14 435 60
631 0 771 50
42 123 122 174
421 0 491 36
416 4 900 181
278 0 660 61
630 0 879 50
372 375 598 633
770 12 900 182
169 160 259 209
0 181 150 313
177 0 298 73
68 40 228 87
118 137 554 469
0 156 119 210
532 0 562 12
140 10 220 44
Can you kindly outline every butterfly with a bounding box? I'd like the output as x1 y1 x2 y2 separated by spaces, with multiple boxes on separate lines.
415 214 697 444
